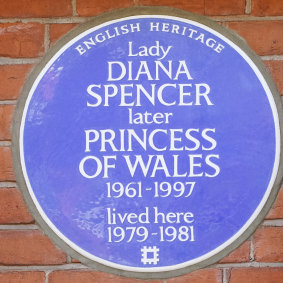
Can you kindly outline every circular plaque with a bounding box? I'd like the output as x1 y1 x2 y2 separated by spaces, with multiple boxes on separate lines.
13 7 283 279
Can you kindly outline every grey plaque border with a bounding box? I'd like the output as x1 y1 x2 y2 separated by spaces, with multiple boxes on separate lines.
12 6 283 279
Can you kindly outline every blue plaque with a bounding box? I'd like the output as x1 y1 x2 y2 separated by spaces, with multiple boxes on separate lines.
13 7 283 278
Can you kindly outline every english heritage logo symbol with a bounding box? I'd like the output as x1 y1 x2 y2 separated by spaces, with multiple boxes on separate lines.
141 246 160 265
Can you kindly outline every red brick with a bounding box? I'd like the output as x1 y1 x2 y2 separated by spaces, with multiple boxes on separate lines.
140 0 205 14
219 241 250 263
0 271 45 283
76 0 133 17
0 23 44 58
264 61 283 95
226 21 283 56
49 270 161 283
254 227 283 262
0 0 72 18
0 147 15 181
0 188 33 224
230 268 283 283
167 269 222 283
266 188 283 219
205 0 245 16
0 105 14 140
0 65 33 100
0 230 66 265
252 0 283 17
49 24 78 45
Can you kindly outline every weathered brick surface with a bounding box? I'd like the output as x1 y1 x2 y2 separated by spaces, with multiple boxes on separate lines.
0 230 66 265
76 0 133 17
0 23 44 58
49 270 161 283
254 227 283 262
264 61 283 95
266 188 283 219
252 0 283 16
0 188 33 224
0 146 15 181
0 271 45 283
167 269 222 283
140 0 204 14
0 0 72 18
230 268 283 283
205 0 245 16
49 24 78 45
226 21 283 56
0 65 33 100
0 105 14 140
219 241 250 263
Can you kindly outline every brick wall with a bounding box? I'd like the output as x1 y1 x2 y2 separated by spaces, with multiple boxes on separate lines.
0 0 283 282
